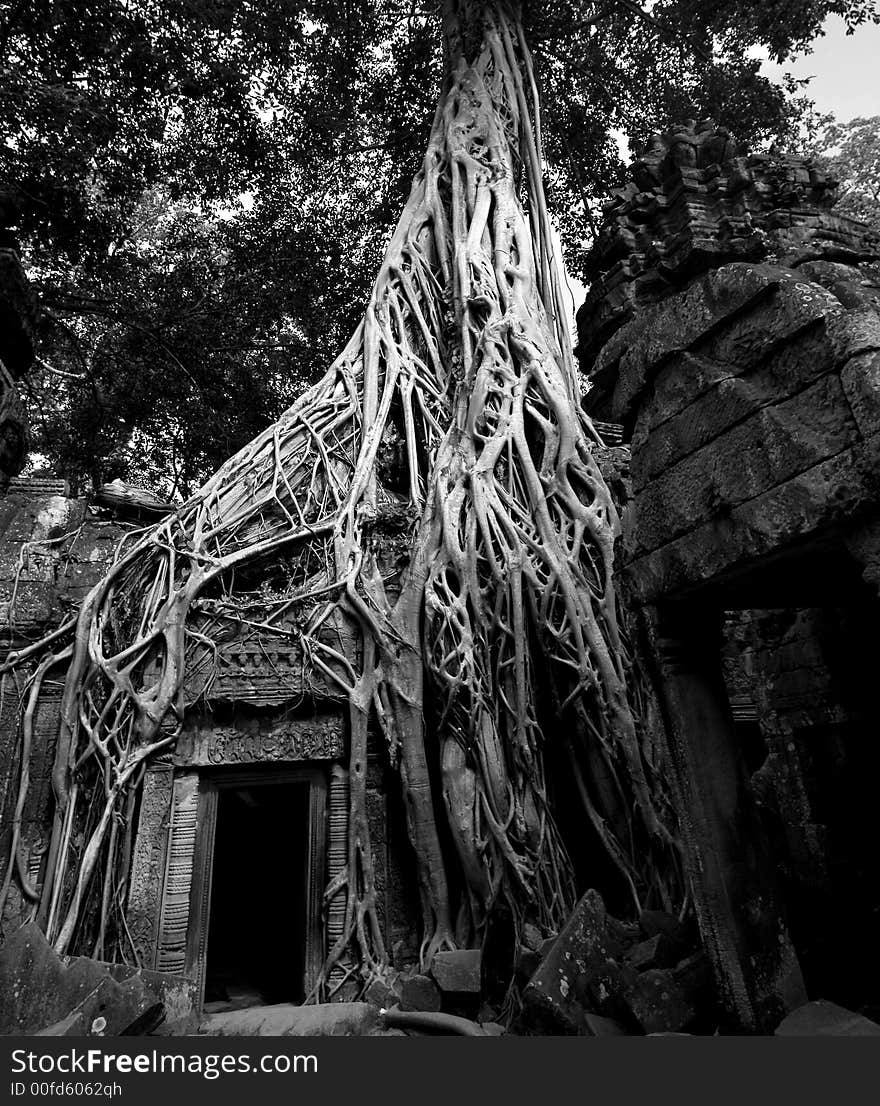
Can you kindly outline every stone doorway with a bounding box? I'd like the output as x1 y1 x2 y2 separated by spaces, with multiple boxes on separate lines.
189 766 327 1013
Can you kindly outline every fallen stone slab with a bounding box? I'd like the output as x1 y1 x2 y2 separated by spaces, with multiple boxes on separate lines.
523 889 615 1034
775 1000 880 1037
578 960 639 1024
201 1002 381 1037
0 922 168 1036
431 949 482 994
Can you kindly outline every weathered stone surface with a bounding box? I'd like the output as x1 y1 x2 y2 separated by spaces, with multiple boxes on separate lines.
0 489 128 645
397 972 441 1012
364 977 398 1009
126 763 174 969
577 961 639 1025
640 908 690 945
624 934 674 971
840 348 880 439
515 943 542 982
630 371 858 558
622 968 697 1034
775 1000 880 1037
183 612 359 706
0 923 168 1035
431 949 482 993
625 431 880 602
523 889 614 1034
634 326 847 484
594 265 784 422
202 1001 381 1036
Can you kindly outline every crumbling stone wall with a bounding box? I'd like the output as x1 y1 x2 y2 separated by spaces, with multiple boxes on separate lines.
0 478 422 993
577 121 880 1031
0 479 132 934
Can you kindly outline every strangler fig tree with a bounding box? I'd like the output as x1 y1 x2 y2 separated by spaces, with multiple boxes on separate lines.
1 1 683 995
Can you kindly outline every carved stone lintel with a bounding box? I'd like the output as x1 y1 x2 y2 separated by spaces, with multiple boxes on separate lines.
174 716 345 767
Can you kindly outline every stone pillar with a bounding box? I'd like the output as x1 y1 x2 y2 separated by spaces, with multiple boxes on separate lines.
645 603 806 1032
126 760 174 968
326 764 354 999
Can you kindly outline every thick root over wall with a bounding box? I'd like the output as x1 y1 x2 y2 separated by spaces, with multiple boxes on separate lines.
1 0 683 996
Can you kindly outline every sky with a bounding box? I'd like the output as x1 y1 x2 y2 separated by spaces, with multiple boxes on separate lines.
758 15 880 123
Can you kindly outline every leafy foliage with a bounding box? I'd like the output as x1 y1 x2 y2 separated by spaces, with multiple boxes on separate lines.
811 115 880 232
4 0 877 492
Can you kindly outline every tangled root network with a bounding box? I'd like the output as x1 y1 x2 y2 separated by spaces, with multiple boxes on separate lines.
2 1 682 994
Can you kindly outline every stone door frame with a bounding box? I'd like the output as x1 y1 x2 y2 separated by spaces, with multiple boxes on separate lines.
184 764 328 1009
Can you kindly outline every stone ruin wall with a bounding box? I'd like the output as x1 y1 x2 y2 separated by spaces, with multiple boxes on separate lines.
577 120 880 1029
0 480 422 981
0 480 130 933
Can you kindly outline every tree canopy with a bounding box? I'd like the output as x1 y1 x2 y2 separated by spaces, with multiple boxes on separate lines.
4 0 877 494
812 115 880 233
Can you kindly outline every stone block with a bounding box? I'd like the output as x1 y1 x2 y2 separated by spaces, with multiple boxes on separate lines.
430 949 482 994
397 972 441 1012
202 1001 381 1037
583 1011 629 1036
0 922 166 1035
622 968 697 1035
636 322 845 484
523 889 616 1034
775 1000 880 1037
640 908 688 944
364 977 398 1009
624 431 880 602
630 371 858 558
577 961 639 1024
521 923 543 951
515 943 542 982
604 266 808 422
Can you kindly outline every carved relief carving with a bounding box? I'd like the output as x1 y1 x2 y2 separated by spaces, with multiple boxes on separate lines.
126 764 174 969
183 617 359 707
155 772 199 975
175 716 345 767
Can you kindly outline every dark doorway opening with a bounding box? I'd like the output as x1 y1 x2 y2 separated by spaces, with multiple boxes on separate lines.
203 779 310 1011
721 577 880 1019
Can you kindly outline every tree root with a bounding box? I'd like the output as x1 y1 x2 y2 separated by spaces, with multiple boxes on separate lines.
1 0 683 986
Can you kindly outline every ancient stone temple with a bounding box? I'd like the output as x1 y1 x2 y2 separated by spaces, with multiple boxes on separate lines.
578 120 880 1030
0 483 421 1025
4 119 880 1038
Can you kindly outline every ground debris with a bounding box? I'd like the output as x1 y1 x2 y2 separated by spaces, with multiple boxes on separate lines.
520 889 712 1035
